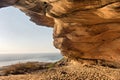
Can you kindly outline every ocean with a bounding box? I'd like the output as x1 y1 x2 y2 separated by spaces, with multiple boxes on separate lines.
0 53 63 67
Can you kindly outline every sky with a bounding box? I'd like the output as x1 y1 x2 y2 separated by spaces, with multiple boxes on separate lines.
0 6 59 54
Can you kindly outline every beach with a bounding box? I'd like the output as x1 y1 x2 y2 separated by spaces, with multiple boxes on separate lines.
0 59 120 80
0 53 62 67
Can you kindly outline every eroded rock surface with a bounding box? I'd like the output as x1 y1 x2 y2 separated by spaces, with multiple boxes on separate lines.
0 0 120 64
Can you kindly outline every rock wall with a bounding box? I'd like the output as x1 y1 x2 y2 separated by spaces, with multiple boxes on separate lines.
47 0 120 64
0 0 120 64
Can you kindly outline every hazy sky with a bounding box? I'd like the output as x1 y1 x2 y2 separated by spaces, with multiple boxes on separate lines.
0 6 59 54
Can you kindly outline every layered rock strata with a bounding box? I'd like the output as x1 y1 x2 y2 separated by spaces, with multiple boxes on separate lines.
0 0 120 64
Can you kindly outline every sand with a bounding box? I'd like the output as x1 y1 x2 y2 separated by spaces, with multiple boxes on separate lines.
0 60 120 80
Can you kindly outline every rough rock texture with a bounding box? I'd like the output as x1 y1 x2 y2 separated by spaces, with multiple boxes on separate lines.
0 0 120 64
0 0 18 8
48 0 120 64
1 60 120 80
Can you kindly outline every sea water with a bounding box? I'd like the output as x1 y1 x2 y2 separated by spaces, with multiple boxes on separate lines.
0 53 63 67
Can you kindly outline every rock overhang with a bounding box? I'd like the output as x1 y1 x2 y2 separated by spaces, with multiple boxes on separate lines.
0 0 120 64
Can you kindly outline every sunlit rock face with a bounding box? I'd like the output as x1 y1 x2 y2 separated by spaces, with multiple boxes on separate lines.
0 0 120 63
45 0 120 63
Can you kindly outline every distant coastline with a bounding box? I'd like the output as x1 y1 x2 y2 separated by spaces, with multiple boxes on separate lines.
0 53 62 67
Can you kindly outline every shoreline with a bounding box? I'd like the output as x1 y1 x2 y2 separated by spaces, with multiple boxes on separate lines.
0 53 62 68
0 58 120 80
